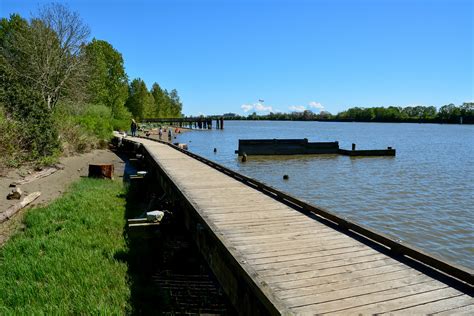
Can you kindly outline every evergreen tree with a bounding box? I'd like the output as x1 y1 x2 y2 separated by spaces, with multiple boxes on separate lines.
125 79 153 120
150 83 166 117
168 89 183 117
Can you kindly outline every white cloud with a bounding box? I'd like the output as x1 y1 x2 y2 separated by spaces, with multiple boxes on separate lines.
241 104 254 112
242 101 326 113
255 103 273 112
289 105 306 112
241 102 273 113
308 101 324 112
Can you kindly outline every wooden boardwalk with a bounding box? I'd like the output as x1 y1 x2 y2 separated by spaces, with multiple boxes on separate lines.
124 136 473 315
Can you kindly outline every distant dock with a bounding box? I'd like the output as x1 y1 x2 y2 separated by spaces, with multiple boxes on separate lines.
235 138 396 156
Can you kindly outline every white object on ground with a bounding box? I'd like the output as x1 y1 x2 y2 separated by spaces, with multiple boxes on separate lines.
146 210 164 222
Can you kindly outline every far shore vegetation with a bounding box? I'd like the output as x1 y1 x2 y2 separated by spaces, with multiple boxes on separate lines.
223 103 474 124
0 178 130 313
0 3 183 170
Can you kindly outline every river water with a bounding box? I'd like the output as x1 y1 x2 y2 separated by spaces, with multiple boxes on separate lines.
174 121 474 269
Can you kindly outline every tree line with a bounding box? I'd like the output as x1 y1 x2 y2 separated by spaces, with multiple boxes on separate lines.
227 103 473 124
0 3 182 167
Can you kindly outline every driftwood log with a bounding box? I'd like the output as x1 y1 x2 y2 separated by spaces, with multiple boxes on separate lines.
88 164 114 179
0 192 41 223
12 167 58 186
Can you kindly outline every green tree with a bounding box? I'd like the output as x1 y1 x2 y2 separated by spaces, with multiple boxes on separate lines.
1 4 90 110
0 14 60 161
438 103 460 122
150 83 166 117
125 79 154 120
168 88 183 117
421 106 437 120
84 39 130 120
460 102 474 118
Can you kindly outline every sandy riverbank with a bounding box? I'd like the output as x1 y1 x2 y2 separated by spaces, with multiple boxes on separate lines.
0 149 125 245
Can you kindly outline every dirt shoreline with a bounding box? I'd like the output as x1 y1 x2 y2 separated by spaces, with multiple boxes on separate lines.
0 149 125 245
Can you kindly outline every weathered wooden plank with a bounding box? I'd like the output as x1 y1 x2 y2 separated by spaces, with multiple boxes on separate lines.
220 227 328 240
257 253 387 277
434 304 474 315
211 215 299 229
197 204 294 214
214 215 308 227
196 204 286 214
276 267 418 299
376 293 472 315
271 262 408 291
255 249 380 278
227 229 337 244
243 240 359 260
251 246 374 266
264 257 397 284
197 201 290 210
235 236 355 256
210 213 304 225
233 233 351 252
190 197 283 209
222 224 333 238
292 279 447 313
179 182 245 190
220 219 323 232
185 187 268 197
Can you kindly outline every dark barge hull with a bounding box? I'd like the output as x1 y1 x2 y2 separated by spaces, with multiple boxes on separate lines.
235 138 395 156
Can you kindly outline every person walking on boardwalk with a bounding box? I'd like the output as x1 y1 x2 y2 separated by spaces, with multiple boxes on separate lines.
130 119 138 137
158 128 163 139
168 128 172 141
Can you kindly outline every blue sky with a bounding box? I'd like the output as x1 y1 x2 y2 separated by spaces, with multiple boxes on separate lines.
1 0 472 115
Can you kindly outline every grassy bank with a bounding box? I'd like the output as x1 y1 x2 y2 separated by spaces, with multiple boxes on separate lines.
0 178 130 313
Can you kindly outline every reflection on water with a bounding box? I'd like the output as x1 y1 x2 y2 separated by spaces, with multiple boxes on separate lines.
175 121 474 269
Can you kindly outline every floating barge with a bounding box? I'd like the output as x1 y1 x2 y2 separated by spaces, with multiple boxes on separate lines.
235 138 396 156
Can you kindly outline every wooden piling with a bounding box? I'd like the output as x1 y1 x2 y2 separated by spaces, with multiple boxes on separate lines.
88 164 114 179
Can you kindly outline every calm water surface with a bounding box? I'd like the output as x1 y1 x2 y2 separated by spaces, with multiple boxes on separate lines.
174 121 474 269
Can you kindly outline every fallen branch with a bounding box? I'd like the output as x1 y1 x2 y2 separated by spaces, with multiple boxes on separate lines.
13 167 58 185
0 192 41 223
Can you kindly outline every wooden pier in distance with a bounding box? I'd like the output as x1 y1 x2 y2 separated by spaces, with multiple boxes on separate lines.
118 134 472 315
142 116 224 129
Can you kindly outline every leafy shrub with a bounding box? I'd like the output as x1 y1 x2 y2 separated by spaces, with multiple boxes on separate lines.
54 102 120 155
0 84 60 166
0 111 25 169
73 104 113 140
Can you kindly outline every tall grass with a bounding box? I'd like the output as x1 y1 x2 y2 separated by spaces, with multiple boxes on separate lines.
0 178 130 313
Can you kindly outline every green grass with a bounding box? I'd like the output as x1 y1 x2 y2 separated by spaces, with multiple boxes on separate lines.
0 178 130 314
